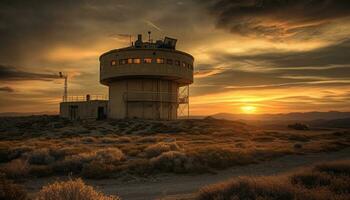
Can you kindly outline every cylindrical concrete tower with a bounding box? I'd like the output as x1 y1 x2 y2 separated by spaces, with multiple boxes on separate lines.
100 34 194 120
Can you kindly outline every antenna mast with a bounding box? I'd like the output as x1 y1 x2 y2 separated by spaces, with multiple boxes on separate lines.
59 72 68 102
148 31 151 43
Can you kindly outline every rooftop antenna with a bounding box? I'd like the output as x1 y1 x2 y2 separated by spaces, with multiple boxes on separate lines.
129 34 132 46
59 72 68 102
148 31 151 44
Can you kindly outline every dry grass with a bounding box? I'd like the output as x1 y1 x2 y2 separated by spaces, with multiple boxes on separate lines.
27 148 55 165
0 175 27 200
144 142 182 158
197 160 350 200
1 158 29 179
35 178 120 200
0 117 349 179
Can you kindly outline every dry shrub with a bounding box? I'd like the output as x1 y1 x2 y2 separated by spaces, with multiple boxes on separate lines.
100 137 119 144
136 136 158 143
150 151 192 173
95 148 125 164
287 134 310 142
81 137 99 143
26 148 55 165
0 145 10 163
0 175 27 200
1 159 29 179
294 143 303 149
124 159 152 175
144 142 182 158
117 136 132 143
197 160 350 200
53 148 125 175
189 146 255 169
50 147 88 160
198 177 296 200
29 165 53 177
35 178 120 200
8 146 34 160
314 160 350 176
291 171 332 189
81 161 115 179
53 151 94 174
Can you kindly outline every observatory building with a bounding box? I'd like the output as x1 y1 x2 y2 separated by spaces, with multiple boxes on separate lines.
60 33 194 120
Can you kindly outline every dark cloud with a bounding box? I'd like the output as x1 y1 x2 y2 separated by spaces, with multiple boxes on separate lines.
202 0 350 38
0 86 14 92
192 39 350 96
0 0 126 62
0 65 60 81
0 0 199 65
221 39 350 68
193 64 350 96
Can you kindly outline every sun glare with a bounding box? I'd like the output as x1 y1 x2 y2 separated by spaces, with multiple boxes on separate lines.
241 105 257 114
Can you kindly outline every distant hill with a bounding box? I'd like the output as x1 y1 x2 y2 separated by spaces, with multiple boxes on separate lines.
309 118 350 128
0 111 57 117
210 111 350 121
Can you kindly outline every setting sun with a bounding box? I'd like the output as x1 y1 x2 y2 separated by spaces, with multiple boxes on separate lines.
241 105 257 114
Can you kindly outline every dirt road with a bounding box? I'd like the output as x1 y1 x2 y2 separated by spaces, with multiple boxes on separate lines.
25 148 350 200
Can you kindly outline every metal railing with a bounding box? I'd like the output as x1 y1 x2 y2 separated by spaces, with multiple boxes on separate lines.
124 92 188 103
63 94 108 102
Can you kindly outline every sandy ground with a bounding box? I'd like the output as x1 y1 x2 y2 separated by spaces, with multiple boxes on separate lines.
24 148 350 200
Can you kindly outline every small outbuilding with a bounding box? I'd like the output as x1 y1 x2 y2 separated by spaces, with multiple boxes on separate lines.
59 95 108 120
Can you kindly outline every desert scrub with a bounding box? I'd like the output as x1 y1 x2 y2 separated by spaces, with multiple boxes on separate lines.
8 145 34 160
116 136 132 143
198 177 298 200
100 137 119 144
0 159 29 179
0 144 10 163
197 160 350 200
81 136 99 143
53 148 125 175
150 151 192 173
94 148 125 164
29 165 54 177
314 160 350 176
123 159 153 175
35 178 120 200
144 142 182 158
136 136 159 143
81 161 116 179
26 148 55 165
189 146 255 169
0 175 27 200
50 147 89 160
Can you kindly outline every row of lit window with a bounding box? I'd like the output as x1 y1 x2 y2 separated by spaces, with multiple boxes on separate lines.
110 58 193 69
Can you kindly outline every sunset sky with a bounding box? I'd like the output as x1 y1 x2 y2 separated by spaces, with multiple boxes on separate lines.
1 0 350 115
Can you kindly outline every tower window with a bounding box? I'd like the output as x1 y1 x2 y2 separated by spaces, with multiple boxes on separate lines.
182 62 187 67
111 60 117 66
133 58 141 64
127 58 133 64
119 59 127 65
156 58 164 64
143 58 152 63
166 59 173 65
175 60 180 66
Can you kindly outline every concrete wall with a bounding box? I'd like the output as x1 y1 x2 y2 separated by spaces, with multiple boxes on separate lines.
99 48 193 120
60 100 108 120
100 48 194 86
108 78 178 120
